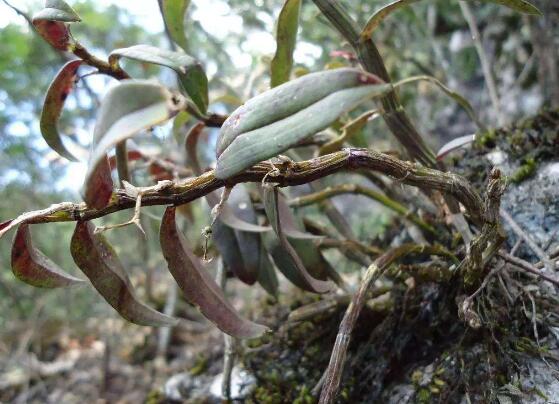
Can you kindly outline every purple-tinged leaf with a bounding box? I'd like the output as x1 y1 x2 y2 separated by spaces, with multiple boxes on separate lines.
83 154 114 210
71 221 177 327
40 60 83 161
0 220 13 233
184 122 205 175
11 224 84 288
437 134 476 161
84 80 176 209
262 185 332 293
32 0 80 51
160 207 268 338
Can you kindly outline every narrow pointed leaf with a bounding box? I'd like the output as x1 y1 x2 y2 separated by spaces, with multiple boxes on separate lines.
11 224 84 288
161 0 190 51
257 243 279 297
228 186 263 284
361 0 541 40
40 60 82 161
160 207 268 338
271 0 301 87
437 134 476 160
71 221 177 327
262 185 332 293
216 69 391 179
206 192 265 284
109 45 208 113
32 0 80 50
84 80 175 208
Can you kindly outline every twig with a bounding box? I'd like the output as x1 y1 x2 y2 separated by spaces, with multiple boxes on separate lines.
289 183 436 235
156 282 178 361
0 148 485 238
500 208 555 272
318 244 460 403
458 1 505 126
498 251 559 287
216 259 236 400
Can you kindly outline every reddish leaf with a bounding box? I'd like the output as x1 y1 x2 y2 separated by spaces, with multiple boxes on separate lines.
184 122 206 175
83 154 114 210
11 224 84 288
32 1 81 51
160 206 268 338
108 149 144 170
40 60 83 161
0 220 13 233
71 221 177 327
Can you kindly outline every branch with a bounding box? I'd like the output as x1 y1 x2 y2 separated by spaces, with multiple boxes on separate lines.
0 148 484 238
289 183 436 234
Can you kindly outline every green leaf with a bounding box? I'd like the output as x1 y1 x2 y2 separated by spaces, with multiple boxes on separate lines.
11 224 85 288
257 242 279 298
109 44 208 113
160 206 269 338
40 60 82 161
33 0 81 23
216 68 391 179
84 80 177 209
32 0 81 50
271 0 301 87
71 221 178 327
161 0 190 51
361 0 541 41
262 185 332 293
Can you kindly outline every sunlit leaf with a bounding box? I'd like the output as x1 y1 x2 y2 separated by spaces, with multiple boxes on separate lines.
11 224 84 288
84 80 176 209
71 221 178 327
161 0 190 51
160 207 269 338
361 0 541 41
110 45 208 113
262 185 332 293
271 0 301 87
172 110 191 144
39 60 82 161
216 68 391 179
32 0 81 51
437 134 476 160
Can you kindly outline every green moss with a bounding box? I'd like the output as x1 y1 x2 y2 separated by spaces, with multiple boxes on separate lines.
475 128 497 148
417 388 431 402
510 158 536 183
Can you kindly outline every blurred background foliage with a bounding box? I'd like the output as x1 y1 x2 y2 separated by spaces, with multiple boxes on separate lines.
0 0 557 350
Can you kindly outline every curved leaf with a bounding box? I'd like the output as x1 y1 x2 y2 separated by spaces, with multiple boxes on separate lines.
216 71 391 179
11 224 84 288
262 185 332 293
437 134 476 160
84 80 176 209
159 206 268 338
217 68 383 157
271 0 301 87
40 60 83 161
184 122 205 175
257 242 279 298
361 0 541 41
109 45 208 113
32 0 80 51
71 221 178 327
161 0 190 51
83 154 114 210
